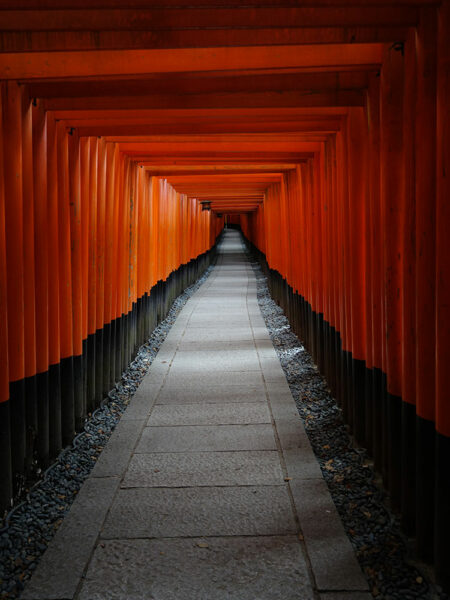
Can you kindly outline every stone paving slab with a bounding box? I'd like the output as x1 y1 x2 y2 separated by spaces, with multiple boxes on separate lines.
319 594 373 600
290 478 368 592
136 424 277 452
180 326 269 342
148 402 271 426
122 450 284 487
176 339 260 352
186 319 252 329
91 419 146 478
120 383 163 420
156 384 266 404
102 486 297 539
78 537 314 600
163 370 264 387
169 352 261 372
21 477 119 600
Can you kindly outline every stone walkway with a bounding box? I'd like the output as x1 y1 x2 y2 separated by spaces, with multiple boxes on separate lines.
23 230 370 600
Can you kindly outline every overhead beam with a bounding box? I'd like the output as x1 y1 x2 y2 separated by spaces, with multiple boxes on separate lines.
0 0 436 8
0 27 410 53
26 71 369 99
136 153 315 163
43 90 365 111
0 44 382 79
117 141 321 151
0 8 418 31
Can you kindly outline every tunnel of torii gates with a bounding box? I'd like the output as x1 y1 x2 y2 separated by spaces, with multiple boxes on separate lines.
0 0 449 591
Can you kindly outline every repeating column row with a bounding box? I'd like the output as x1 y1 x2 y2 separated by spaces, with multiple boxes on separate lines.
0 82 223 513
241 7 449 590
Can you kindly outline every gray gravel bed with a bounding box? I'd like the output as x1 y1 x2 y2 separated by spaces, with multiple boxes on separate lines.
250 259 449 600
0 266 214 600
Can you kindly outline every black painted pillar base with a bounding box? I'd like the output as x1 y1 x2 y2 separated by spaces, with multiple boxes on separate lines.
387 392 402 511
36 370 50 467
353 359 366 447
60 356 75 447
416 416 436 562
9 379 26 489
401 400 416 535
0 400 12 514
435 432 450 593
73 354 84 431
24 375 37 473
86 333 96 415
372 367 383 473
364 368 374 454
48 362 62 459
95 328 104 406
102 322 111 396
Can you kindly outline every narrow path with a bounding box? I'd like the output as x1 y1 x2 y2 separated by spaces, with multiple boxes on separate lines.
23 230 370 600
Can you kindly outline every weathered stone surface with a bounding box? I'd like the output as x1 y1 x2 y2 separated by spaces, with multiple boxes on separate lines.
177 339 257 352
122 450 284 487
148 402 271 426
79 537 313 600
181 326 268 342
163 370 264 387
136 424 277 453
102 486 297 538
290 479 368 592
275 418 312 451
156 384 266 404
170 349 260 372
319 594 373 600
121 383 162 421
91 419 146 478
21 477 119 600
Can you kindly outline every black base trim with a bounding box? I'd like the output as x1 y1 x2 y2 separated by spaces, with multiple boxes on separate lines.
0 401 12 513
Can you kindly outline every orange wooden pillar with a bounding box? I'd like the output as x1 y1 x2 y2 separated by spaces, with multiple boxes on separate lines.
366 73 383 473
0 83 12 511
56 121 75 445
110 144 121 383
86 137 98 413
103 142 116 390
400 30 418 534
335 128 351 423
46 116 62 458
346 109 368 447
414 7 437 561
434 0 450 586
2 81 26 484
80 136 90 415
95 138 106 400
380 43 405 508
32 99 50 465
21 88 38 468
68 129 84 429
